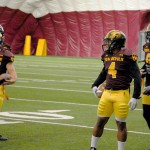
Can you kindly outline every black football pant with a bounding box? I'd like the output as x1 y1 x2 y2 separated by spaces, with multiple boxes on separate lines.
143 104 150 129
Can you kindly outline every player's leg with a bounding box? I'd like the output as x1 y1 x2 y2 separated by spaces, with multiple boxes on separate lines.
0 98 3 111
113 89 130 150
142 95 150 129
0 85 8 141
90 90 113 150
90 116 109 149
116 121 127 150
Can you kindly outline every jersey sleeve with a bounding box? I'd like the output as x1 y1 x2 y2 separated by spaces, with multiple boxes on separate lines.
140 64 146 78
123 49 138 62
91 66 107 88
129 62 141 99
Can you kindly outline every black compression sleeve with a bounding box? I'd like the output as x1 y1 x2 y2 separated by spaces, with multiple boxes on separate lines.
130 62 141 99
91 67 107 88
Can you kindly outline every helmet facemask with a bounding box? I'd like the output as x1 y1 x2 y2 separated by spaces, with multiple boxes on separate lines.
145 30 150 43
145 24 150 43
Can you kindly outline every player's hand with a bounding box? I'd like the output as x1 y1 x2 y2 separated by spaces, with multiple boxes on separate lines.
0 73 9 80
92 86 103 98
3 78 16 85
0 73 15 85
92 86 98 97
143 86 150 95
128 98 138 111
140 69 146 77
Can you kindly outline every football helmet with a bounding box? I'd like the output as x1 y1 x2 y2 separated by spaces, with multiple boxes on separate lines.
0 25 4 44
102 30 126 53
145 24 150 43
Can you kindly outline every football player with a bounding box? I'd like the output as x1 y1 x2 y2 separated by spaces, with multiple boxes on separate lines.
140 24 150 129
90 30 141 150
0 25 17 141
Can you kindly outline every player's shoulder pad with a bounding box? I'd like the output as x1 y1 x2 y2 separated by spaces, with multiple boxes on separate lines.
4 50 14 62
4 49 14 57
121 48 138 61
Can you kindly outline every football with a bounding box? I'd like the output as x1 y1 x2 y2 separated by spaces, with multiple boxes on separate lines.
96 90 103 98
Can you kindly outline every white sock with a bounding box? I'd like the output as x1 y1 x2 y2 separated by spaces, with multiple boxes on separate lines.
91 135 100 148
118 141 126 150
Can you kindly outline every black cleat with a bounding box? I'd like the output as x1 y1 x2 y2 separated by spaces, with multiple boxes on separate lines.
0 135 8 141
90 147 97 150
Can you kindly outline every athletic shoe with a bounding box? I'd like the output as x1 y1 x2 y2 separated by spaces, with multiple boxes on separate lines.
0 135 8 141
90 147 97 150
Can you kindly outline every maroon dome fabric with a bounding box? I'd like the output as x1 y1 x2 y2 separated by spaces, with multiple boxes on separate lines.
0 0 149 58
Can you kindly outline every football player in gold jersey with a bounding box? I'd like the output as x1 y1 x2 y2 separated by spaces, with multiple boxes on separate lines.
90 30 141 150
0 25 17 141
140 24 150 129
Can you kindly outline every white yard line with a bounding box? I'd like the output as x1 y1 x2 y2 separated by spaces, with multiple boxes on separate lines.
10 97 142 111
9 85 92 93
10 97 98 107
16 71 96 78
0 116 148 135
15 63 99 70
16 78 92 85
0 98 143 135
9 84 134 93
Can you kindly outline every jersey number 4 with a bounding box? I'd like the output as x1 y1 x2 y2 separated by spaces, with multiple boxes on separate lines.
108 62 117 78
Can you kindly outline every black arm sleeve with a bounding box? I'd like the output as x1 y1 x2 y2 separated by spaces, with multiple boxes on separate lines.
140 64 146 78
130 62 141 99
91 66 107 88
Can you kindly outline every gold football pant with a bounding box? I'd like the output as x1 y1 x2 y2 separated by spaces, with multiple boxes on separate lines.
97 89 130 121
0 85 8 111
142 94 150 105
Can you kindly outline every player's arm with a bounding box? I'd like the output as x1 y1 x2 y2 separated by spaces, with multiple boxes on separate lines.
140 64 146 91
92 66 107 88
91 66 107 98
130 62 141 99
128 61 141 110
2 62 17 85
140 64 146 78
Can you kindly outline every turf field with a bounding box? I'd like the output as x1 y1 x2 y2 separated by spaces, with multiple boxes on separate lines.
0 55 149 150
